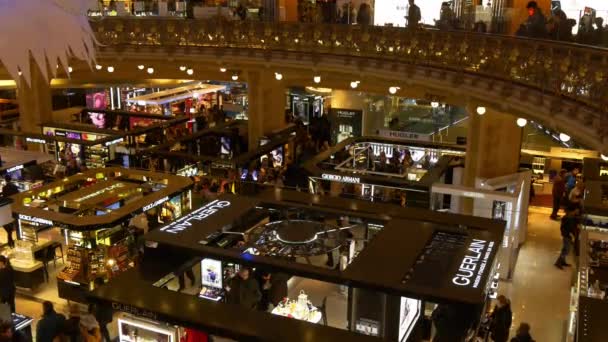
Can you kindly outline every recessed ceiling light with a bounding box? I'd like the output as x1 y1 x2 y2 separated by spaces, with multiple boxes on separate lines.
275 72 283 80
476 106 486 115
232 74 238 81
95 64 102 70
179 66 187 71
220 67 227 73
516 118 527 127
350 81 359 89
68 67 73 73
389 86 399 94
187 68 194 75
559 133 570 142
138 65 145 70
313 76 321 83
147 67 154 74
107 66 114 73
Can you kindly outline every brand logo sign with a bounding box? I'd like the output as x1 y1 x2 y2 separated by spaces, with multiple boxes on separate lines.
160 200 231 234
6 165 24 173
18 214 53 226
452 239 494 288
112 303 157 320
142 196 169 212
25 138 46 144
104 138 124 147
377 129 431 141
321 173 361 184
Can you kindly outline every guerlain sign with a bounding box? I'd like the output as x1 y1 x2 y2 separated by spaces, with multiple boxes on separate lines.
160 199 231 234
452 239 494 288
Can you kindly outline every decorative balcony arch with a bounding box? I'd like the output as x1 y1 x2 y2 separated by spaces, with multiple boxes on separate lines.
92 18 608 152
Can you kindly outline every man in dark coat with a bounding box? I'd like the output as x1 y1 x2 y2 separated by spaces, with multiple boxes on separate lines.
36 302 66 342
226 268 261 310
490 295 513 342
555 206 579 269
0 257 15 313
550 169 566 220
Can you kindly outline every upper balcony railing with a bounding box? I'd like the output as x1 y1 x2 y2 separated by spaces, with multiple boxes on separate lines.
91 11 608 117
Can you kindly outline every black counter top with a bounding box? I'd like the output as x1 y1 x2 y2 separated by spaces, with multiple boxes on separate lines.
578 296 608 342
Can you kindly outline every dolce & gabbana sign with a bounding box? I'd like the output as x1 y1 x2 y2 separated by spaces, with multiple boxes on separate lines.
160 199 231 234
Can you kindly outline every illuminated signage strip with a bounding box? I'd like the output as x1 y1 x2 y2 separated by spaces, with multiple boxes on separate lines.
26 138 46 144
377 129 431 142
452 239 494 288
160 199 231 234
6 165 24 173
321 173 360 184
104 138 124 147
142 196 169 212
18 214 53 226
75 184 124 202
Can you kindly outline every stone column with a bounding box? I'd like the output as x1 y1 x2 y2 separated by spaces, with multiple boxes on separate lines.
247 70 287 150
462 106 523 214
17 60 52 134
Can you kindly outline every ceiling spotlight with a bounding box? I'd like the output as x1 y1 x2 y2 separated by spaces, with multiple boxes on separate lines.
138 65 145 70
147 67 154 74
516 118 527 127
18 71 22 76
68 66 73 73
95 65 102 70
559 133 571 142
350 81 359 89
179 66 187 71
275 72 283 81
431 101 439 108
187 68 194 75
476 106 486 115
313 76 321 84
107 66 114 73
601 154 608 161
220 67 227 73
232 74 239 81
389 86 400 94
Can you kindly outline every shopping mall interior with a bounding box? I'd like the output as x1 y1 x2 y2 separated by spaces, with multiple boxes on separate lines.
0 0 607 341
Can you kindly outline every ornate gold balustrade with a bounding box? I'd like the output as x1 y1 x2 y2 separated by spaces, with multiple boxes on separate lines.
90 17 608 148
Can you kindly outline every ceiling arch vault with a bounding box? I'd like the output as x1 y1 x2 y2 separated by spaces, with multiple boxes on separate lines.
21 18 608 152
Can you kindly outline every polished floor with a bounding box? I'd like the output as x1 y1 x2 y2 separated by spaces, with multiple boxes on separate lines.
13 206 573 341
500 206 573 342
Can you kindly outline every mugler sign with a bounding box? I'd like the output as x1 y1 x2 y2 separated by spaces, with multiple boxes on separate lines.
160 199 231 234
452 239 494 288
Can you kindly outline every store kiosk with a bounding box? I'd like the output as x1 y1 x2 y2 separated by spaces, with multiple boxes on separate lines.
431 170 532 280
10 168 193 301
304 136 465 208
567 181 608 342
90 190 504 342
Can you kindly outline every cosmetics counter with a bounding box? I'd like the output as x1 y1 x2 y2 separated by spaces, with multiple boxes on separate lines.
304 136 465 208
145 122 297 192
91 191 504 342
9 168 193 302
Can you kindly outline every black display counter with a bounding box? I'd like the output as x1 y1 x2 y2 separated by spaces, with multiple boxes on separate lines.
577 296 608 342
91 191 504 342
12 313 33 340
13 264 45 290
303 136 465 208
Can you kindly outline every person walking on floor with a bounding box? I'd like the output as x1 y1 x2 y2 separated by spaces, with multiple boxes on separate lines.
555 206 579 269
510 323 535 342
0 256 15 313
550 169 567 220
36 301 66 342
489 295 513 342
